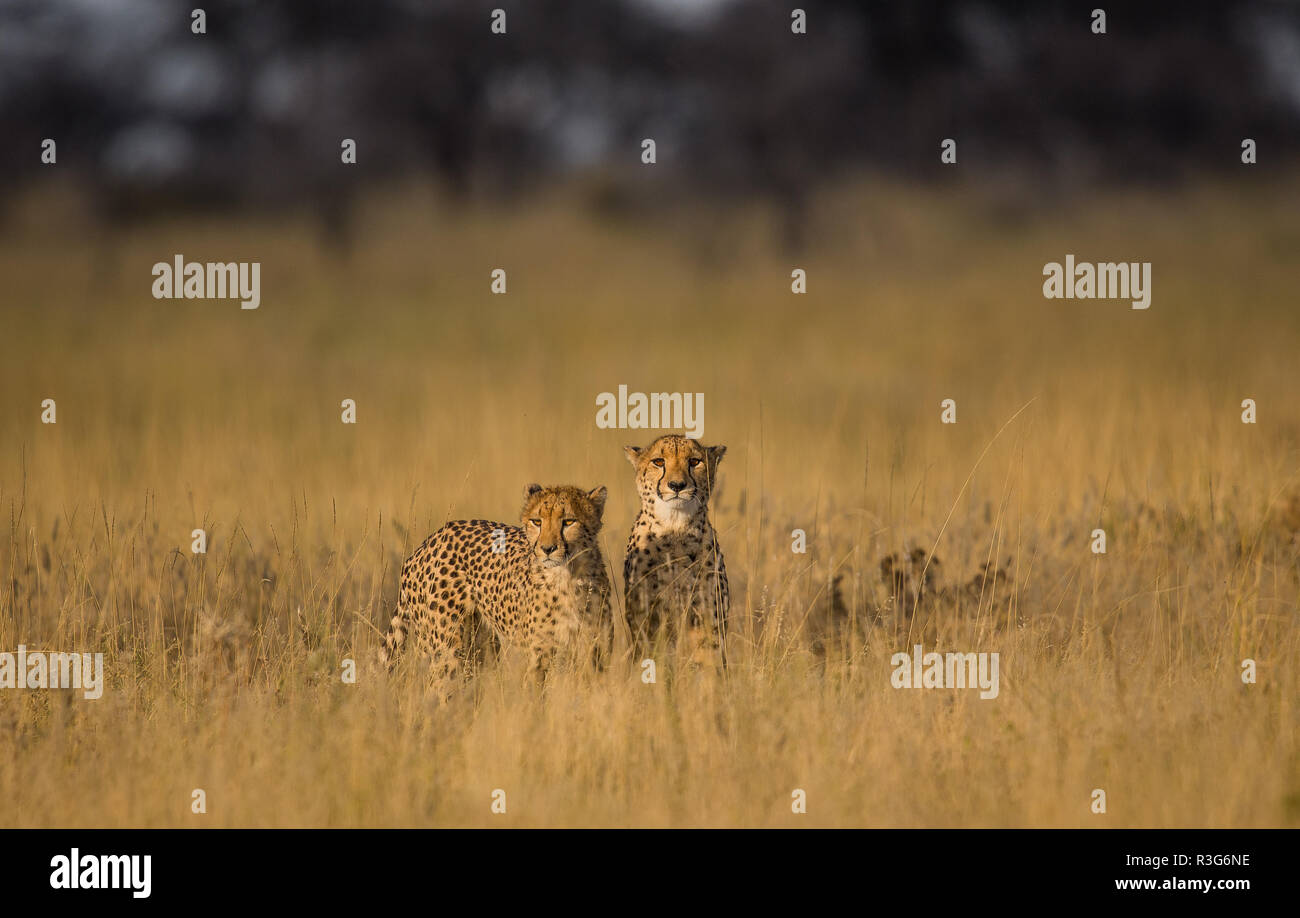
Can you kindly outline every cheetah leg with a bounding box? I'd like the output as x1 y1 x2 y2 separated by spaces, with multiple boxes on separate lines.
414 605 470 696
682 604 720 668
706 569 730 667
623 591 662 663
426 649 461 693
379 605 410 670
685 577 728 669
685 622 725 668
589 616 614 672
529 641 556 685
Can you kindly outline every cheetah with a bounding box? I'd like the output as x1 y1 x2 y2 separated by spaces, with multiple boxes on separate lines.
623 435 729 665
380 484 612 687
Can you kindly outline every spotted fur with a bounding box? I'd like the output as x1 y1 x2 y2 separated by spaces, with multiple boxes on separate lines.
380 484 612 687
623 435 729 665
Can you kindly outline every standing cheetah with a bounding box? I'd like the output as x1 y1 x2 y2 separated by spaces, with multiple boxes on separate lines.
623 435 729 665
380 484 612 687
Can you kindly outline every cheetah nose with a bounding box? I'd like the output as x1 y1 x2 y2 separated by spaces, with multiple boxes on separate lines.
540 543 558 555
668 480 687 493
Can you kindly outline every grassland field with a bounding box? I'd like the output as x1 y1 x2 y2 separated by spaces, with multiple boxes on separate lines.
1 175 1297 827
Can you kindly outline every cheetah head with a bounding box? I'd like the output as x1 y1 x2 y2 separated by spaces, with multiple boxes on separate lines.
521 484 607 569
624 435 726 522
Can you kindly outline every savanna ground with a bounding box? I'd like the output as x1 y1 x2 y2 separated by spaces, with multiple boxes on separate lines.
1 174 1298 827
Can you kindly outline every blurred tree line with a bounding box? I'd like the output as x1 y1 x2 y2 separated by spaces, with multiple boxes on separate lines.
1 0 1296 247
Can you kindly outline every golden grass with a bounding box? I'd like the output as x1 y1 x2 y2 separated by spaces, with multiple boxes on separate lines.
0 175 1297 827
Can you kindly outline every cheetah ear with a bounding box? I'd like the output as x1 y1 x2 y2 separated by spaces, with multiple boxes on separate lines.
624 445 643 467
707 445 727 465
587 485 607 518
524 483 544 500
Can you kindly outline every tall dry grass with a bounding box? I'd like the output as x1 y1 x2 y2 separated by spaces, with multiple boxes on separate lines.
0 176 1297 826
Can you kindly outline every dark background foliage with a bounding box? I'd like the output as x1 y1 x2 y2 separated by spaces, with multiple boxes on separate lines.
3 0 1297 246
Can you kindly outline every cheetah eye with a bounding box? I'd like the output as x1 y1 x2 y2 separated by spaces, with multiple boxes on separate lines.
562 519 578 528
528 519 541 527
688 458 703 468
651 458 665 468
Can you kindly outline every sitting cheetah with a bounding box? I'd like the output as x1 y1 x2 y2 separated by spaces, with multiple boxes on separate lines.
623 435 729 665
380 484 612 686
